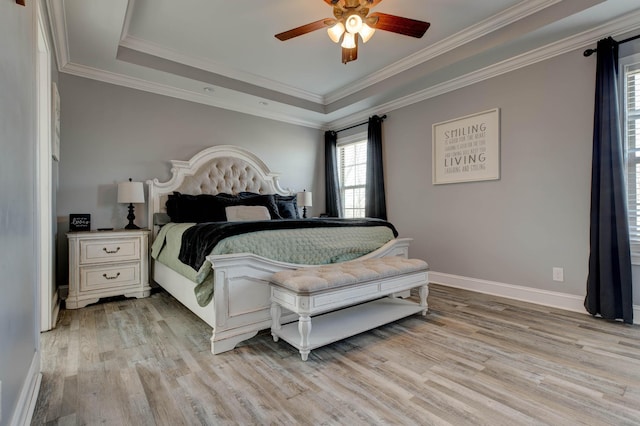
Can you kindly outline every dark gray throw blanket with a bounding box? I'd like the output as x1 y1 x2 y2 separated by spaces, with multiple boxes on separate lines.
178 218 398 271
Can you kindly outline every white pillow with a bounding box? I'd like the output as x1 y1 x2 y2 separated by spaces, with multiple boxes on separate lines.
225 205 271 222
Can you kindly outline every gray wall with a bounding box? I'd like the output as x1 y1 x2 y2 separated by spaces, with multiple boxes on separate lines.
0 1 38 424
56 42 640 309
56 74 323 282
383 48 629 303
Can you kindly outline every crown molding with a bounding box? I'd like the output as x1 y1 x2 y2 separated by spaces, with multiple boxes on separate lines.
328 9 640 131
48 0 640 133
324 0 562 104
118 0 323 104
119 0 136 42
45 0 70 71
118 0 560 106
59 62 325 129
118 36 325 105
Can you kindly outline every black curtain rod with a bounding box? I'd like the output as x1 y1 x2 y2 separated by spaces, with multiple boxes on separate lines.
583 33 640 57
335 114 387 133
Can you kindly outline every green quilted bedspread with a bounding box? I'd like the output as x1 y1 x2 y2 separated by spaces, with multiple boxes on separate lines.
151 222 395 306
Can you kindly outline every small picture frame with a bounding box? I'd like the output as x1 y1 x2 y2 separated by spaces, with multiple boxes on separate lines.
69 214 91 231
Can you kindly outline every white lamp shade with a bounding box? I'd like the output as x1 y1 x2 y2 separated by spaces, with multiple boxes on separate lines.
117 181 145 204
327 22 345 43
297 191 312 207
341 32 356 49
359 23 375 43
345 14 363 34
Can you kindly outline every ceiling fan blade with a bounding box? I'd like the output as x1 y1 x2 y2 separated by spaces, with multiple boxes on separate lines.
342 36 358 64
275 19 328 41
369 12 430 38
324 0 345 7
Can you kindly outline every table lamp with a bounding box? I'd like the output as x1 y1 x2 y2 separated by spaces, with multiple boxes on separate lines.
297 190 312 219
117 178 145 229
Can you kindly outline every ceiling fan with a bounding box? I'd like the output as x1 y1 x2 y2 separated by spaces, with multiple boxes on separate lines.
275 0 430 64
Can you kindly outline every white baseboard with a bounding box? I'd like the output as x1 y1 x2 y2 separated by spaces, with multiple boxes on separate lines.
10 350 41 426
430 271 640 325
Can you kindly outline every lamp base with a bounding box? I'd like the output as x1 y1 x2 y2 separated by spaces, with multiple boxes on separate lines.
125 203 140 229
302 206 307 219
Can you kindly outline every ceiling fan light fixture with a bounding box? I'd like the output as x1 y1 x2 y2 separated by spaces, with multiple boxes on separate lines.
359 23 375 43
275 0 431 65
345 14 363 34
341 32 356 49
327 21 345 43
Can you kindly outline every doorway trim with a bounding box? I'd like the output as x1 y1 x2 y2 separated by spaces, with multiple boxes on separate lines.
36 1 58 332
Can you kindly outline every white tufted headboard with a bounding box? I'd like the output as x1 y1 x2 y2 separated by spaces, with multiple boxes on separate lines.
147 145 291 239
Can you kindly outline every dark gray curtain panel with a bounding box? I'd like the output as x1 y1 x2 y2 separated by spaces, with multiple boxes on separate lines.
324 130 343 218
585 37 633 324
365 115 387 220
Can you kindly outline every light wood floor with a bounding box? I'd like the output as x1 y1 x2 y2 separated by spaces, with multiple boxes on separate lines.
33 285 640 425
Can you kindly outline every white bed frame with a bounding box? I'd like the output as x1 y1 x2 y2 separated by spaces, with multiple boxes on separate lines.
147 145 412 354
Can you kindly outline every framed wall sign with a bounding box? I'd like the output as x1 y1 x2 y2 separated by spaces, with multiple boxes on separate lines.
432 108 500 185
69 214 91 231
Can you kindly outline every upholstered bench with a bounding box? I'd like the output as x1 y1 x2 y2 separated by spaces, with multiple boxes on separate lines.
269 257 429 361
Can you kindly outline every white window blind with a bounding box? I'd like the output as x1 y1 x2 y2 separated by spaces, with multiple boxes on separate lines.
624 61 640 259
338 140 367 218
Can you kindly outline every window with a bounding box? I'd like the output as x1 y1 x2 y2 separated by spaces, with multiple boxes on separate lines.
623 55 640 260
338 137 367 218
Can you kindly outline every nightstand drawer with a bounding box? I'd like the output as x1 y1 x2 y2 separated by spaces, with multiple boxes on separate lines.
80 238 140 264
67 229 150 309
79 262 140 292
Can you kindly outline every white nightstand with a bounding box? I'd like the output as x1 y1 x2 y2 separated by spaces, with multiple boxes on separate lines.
66 229 151 309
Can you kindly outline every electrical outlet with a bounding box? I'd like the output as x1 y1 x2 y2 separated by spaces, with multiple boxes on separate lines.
553 267 564 282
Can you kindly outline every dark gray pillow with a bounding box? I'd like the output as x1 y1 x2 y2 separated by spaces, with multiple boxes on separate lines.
166 192 282 223
273 194 299 219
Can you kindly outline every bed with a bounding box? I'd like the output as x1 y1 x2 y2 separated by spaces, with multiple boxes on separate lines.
147 145 412 354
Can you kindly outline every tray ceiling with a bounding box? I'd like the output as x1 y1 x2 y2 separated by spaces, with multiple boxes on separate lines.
47 0 640 129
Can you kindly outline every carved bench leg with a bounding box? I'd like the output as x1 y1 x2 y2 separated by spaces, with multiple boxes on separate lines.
271 302 281 342
298 314 312 361
419 284 429 315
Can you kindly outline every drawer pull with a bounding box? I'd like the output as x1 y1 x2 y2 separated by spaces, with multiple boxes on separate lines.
103 247 120 254
102 272 121 280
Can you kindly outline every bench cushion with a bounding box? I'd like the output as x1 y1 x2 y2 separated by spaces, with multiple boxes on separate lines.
270 257 429 294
